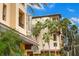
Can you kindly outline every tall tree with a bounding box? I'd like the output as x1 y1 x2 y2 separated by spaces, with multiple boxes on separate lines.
59 18 72 56
43 32 51 56
32 21 48 56
32 21 42 40
75 31 79 56
42 19 59 56
70 25 78 56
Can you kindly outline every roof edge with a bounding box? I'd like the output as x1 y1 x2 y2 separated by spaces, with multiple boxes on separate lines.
32 14 61 19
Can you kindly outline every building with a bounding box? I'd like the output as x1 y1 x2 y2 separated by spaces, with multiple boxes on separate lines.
32 14 63 55
0 3 38 56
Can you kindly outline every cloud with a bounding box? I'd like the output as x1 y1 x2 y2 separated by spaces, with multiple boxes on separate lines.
62 17 65 19
49 4 55 8
70 17 79 25
27 3 45 10
67 8 75 12
32 4 45 10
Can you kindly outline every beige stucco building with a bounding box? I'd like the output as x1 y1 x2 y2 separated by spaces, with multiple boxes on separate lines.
0 3 38 56
0 3 63 56
32 14 63 55
0 3 27 35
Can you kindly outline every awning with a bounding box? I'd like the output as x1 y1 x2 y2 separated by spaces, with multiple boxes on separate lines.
0 22 38 46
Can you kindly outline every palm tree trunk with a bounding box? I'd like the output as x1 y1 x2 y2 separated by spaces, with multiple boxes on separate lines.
73 33 76 56
42 40 45 56
54 45 56 55
36 36 38 41
74 46 76 56
71 31 74 56
48 42 51 56
66 30 70 56
67 51 69 56
71 31 75 56
43 45 45 56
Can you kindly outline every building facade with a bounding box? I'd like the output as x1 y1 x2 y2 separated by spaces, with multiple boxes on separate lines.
0 3 38 56
32 14 63 55
0 3 63 56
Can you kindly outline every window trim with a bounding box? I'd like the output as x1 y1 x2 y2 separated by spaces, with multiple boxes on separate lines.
3 4 7 21
19 9 25 28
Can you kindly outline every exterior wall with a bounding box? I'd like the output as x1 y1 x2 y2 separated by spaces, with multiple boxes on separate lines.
0 3 28 35
0 4 11 27
26 14 32 36
15 3 27 35
32 15 62 52
26 14 37 45
9 4 16 29
0 3 38 55
38 29 61 51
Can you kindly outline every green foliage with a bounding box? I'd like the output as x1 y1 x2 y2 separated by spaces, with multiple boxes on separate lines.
32 17 79 56
42 19 59 35
60 18 72 30
60 18 79 56
43 32 50 43
42 19 59 56
0 30 23 56
32 21 42 39
71 25 78 33
71 25 78 30
48 20 58 34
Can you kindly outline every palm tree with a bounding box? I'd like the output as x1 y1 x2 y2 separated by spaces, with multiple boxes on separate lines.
32 21 42 40
48 20 59 56
63 20 78 56
42 19 59 56
60 19 78 56
75 31 79 55
59 18 72 56
0 30 23 56
70 25 78 56
64 24 78 56
43 32 51 56
32 21 42 55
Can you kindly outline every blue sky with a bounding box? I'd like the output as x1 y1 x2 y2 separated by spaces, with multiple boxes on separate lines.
27 3 79 27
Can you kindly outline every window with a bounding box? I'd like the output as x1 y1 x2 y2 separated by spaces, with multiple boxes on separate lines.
3 4 6 21
53 34 56 41
52 18 56 20
52 17 59 21
25 44 31 49
19 9 25 28
54 43 57 47
57 18 59 20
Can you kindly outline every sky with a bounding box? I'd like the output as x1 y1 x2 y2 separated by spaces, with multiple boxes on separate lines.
27 3 79 28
